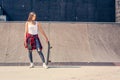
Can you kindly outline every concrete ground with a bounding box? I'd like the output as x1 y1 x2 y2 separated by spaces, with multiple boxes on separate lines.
0 66 120 80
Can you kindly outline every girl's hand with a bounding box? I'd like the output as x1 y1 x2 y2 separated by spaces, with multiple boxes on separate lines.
24 37 27 47
24 40 27 47
46 38 49 43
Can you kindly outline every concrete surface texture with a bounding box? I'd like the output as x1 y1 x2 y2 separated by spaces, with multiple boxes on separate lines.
0 66 120 80
116 0 120 22
0 22 120 64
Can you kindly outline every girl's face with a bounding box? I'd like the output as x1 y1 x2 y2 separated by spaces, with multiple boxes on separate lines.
32 14 36 21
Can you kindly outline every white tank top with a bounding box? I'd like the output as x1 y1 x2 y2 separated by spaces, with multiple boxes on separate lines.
28 22 38 35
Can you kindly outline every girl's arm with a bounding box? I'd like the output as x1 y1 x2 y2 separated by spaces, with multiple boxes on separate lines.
38 22 48 42
24 22 28 42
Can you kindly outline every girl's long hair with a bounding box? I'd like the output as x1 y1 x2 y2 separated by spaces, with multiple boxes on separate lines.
27 12 36 21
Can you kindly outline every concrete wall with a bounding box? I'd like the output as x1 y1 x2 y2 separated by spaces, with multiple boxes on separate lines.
0 0 115 22
0 22 120 64
116 0 120 22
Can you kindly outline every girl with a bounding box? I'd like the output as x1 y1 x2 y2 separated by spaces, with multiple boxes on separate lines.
24 12 48 68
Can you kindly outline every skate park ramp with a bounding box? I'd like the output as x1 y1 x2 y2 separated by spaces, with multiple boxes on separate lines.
0 22 120 66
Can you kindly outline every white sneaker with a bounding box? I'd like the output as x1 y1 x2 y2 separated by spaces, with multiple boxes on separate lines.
29 63 34 68
43 63 48 69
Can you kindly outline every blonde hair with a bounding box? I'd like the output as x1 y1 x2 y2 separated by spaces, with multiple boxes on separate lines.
27 12 36 21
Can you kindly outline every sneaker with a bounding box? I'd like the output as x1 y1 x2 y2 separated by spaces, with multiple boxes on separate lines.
29 63 34 68
43 63 48 69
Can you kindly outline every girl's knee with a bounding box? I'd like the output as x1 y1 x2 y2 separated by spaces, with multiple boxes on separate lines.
37 48 42 52
29 50 32 53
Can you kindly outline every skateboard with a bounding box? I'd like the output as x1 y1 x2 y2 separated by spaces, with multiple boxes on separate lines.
46 41 52 65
